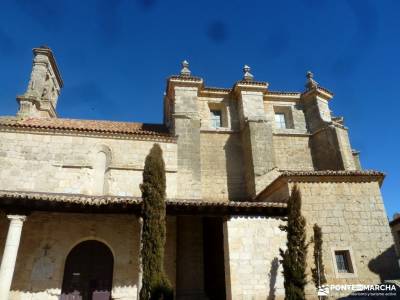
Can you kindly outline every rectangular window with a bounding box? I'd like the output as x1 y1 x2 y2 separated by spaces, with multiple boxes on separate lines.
275 113 287 129
335 250 353 273
210 110 222 128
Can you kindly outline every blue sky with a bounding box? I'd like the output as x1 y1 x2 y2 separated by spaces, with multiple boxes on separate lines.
0 0 398 218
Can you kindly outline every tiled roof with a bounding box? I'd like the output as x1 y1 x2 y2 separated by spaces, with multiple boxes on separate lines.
266 90 301 96
169 75 203 82
235 80 268 87
167 199 286 209
0 190 287 215
279 169 385 186
301 85 334 97
0 117 173 139
0 190 141 206
202 86 232 93
0 190 284 207
280 170 385 177
317 86 334 96
255 169 385 201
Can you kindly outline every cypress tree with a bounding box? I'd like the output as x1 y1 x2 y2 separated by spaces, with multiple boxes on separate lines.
139 144 173 300
279 185 308 300
311 224 327 290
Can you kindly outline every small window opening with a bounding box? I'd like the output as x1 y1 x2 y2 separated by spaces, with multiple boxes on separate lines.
335 250 353 273
210 110 222 128
275 113 287 129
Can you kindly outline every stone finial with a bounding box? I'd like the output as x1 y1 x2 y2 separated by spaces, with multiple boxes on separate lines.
180 60 191 76
305 71 318 90
243 65 254 81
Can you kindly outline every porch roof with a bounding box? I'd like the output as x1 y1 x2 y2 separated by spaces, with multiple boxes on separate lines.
255 169 385 201
0 190 287 216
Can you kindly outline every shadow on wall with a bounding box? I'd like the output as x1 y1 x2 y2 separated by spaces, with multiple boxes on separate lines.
309 127 344 171
330 246 400 300
9 238 139 299
224 134 247 201
336 246 400 299
267 257 279 300
368 245 400 281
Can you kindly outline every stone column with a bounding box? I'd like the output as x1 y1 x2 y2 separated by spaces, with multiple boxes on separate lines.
0 215 26 300
137 217 143 299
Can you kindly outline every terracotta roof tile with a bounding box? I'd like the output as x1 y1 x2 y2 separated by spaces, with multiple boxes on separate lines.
277 169 385 187
266 90 301 96
0 190 286 209
169 75 203 82
301 85 334 97
202 86 232 93
0 117 173 139
279 170 385 177
255 169 385 201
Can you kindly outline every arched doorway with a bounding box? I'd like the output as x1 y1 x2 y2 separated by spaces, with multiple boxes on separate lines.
61 240 114 300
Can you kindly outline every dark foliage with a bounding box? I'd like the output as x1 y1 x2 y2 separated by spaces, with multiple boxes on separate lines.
311 224 327 289
139 144 173 300
279 185 308 300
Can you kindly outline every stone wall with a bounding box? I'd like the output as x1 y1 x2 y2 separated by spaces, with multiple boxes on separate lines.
200 132 246 201
237 88 276 197
273 134 314 170
0 213 176 300
224 216 286 300
310 126 344 170
334 126 356 170
172 85 202 199
291 181 399 298
0 131 177 198
264 100 307 132
242 121 276 197
302 96 332 132
198 96 240 131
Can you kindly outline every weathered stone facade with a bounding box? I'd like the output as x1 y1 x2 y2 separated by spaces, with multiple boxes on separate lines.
0 47 397 299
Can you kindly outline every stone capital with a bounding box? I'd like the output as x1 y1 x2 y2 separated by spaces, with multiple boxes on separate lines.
6 215 27 223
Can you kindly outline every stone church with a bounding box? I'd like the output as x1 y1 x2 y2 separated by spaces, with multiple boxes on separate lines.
0 46 397 300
